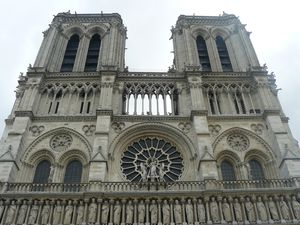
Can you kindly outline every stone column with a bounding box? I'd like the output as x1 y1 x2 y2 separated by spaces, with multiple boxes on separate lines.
204 197 212 224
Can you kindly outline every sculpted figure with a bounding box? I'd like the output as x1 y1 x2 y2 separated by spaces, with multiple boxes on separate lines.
222 198 232 222
245 197 256 223
17 201 28 225
149 162 158 182
268 197 279 221
53 201 63 225
149 200 158 224
126 200 134 224
162 200 170 225
5 200 17 225
140 163 147 182
41 201 51 225
48 165 55 183
138 200 146 223
279 196 290 221
292 196 300 220
185 199 194 224
113 201 121 225
257 197 267 222
28 202 39 225
88 198 97 224
64 200 73 225
210 197 219 223
101 200 110 224
174 200 182 224
158 163 165 182
197 199 206 223
233 199 243 223
76 201 85 225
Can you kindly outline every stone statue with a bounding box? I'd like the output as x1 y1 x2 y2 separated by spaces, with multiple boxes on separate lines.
222 198 232 222
76 201 85 225
149 162 158 182
292 196 300 220
197 199 206 223
174 200 182 224
53 201 63 225
185 199 194 224
5 200 17 225
257 197 267 222
41 201 51 225
210 197 219 223
149 200 158 224
28 202 39 224
88 198 97 224
64 200 73 225
268 197 279 221
140 163 147 182
158 163 165 182
245 197 255 223
101 200 110 224
126 200 134 224
113 201 121 225
233 199 243 223
138 200 146 223
162 200 170 225
279 196 290 221
17 201 27 225
48 164 55 183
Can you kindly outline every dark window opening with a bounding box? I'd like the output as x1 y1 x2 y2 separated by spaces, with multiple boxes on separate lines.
54 102 59 114
48 102 52 114
64 160 83 183
61 34 80 72
84 34 101 72
221 160 236 181
86 102 91 113
196 36 211 71
80 102 84 114
33 160 51 183
249 159 265 180
216 36 233 72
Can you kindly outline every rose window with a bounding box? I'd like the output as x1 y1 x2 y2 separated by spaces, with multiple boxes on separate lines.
121 137 184 182
50 134 72 151
227 133 249 151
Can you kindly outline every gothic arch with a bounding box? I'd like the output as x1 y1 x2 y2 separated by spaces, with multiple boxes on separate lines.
57 149 89 167
28 149 55 166
22 127 92 164
190 27 210 40
63 25 85 39
215 150 241 180
108 122 198 181
210 27 231 40
85 24 109 38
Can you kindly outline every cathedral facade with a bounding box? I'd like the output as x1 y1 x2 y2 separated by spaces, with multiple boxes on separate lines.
0 11 300 225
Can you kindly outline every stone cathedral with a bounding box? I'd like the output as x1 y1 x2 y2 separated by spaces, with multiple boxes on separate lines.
0 11 300 225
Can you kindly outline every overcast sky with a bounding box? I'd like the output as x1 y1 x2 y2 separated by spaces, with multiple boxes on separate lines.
0 0 299 142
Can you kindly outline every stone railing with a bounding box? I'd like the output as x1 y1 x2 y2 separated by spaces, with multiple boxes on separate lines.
118 72 181 78
2 178 298 194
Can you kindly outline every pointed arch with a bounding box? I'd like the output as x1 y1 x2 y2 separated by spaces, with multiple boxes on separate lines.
60 34 80 72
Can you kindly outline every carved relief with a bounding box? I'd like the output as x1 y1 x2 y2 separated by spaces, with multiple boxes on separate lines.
227 133 249 151
111 122 125 133
250 123 264 135
178 122 192 133
82 125 96 136
50 133 72 151
208 124 221 136
29 125 45 137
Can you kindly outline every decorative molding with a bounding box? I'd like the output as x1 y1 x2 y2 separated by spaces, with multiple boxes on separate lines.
111 122 125 133
227 133 249 151
178 122 192 133
82 125 96 136
29 125 45 137
250 123 264 135
50 133 73 152
208 124 222 136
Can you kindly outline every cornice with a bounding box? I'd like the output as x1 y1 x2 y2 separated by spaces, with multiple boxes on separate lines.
96 109 113 117
207 114 263 121
15 110 34 118
112 115 191 123
32 115 96 122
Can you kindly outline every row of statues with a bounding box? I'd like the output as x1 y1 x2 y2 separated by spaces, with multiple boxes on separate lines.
0 195 300 224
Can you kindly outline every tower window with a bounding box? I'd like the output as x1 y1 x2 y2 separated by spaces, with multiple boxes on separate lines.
84 34 101 72
61 34 80 72
216 36 232 72
64 160 83 183
196 36 211 71
221 160 236 181
33 160 51 183
249 159 265 180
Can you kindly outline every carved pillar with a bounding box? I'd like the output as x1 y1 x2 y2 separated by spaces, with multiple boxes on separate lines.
181 199 186 225
13 200 21 224
252 196 260 224
1 201 8 224
25 201 32 224
217 197 225 224
83 199 89 225
133 199 138 225
72 200 78 225
145 199 150 225
49 200 55 225
228 197 236 225
286 195 298 223
157 199 162 225
263 196 272 223
109 199 114 225
170 199 174 225
60 201 65 225
240 197 248 224
192 198 198 224
121 199 126 225
204 197 212 224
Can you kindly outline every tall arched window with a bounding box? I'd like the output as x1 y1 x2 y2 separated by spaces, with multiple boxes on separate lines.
249 159 265 180
61 34 80 72
64 160 83 183
216 36 232 72
33 160 51 183
221 160 236 181
84 34 101 71
196 36 211 71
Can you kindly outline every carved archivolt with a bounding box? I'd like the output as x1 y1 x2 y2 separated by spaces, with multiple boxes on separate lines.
22 127 92 166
